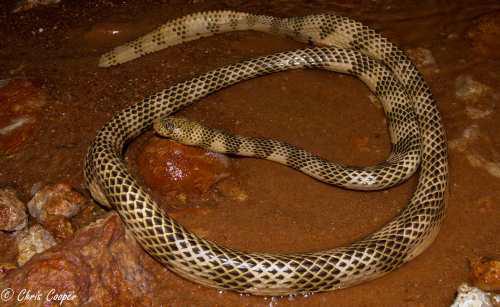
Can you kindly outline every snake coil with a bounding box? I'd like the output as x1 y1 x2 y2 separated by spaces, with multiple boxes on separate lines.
85 11 448 295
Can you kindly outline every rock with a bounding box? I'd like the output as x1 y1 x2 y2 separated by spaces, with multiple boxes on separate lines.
136 138 231 206
470 257 500 292
351 136 371 152
3 213 158 306
27 183 88 241
0 188 27 231
0 79 47 154
467 12 500 59
12 0 61 13
16 224 57 266
451 283 500 307
27 183 86 222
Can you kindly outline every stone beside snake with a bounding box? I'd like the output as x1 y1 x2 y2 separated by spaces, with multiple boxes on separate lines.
85 11 448 295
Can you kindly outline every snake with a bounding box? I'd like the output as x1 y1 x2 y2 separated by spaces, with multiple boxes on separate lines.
153 116 421 191
84 11 448 295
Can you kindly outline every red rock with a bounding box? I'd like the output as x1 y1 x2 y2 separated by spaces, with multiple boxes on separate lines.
467 12 500 59
136 138 231 205
0 79 47 154
3 213 158 306
26 183 89 241
0 188 27 232
470 257 500 292
351 136 371 153
27 183 87 223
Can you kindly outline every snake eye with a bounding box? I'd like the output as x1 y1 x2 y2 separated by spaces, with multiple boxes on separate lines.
163 119 175 132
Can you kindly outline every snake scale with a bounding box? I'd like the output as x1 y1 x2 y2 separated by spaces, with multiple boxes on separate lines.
85 11 448 295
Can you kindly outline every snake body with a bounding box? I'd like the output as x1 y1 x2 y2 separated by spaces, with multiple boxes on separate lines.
153 116 421 190
85 11 448 295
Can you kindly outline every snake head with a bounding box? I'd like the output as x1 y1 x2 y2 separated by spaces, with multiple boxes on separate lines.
153 116 200 145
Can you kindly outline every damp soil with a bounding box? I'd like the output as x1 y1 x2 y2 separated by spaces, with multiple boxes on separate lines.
0 1 499 306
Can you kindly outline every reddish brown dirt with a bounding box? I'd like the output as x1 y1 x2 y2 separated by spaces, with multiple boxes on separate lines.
0 1 499 306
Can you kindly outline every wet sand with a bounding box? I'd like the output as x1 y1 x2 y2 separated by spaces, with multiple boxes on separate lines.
0 1 499 306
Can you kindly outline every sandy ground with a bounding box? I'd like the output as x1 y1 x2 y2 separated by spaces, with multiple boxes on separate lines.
0 0 499 306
